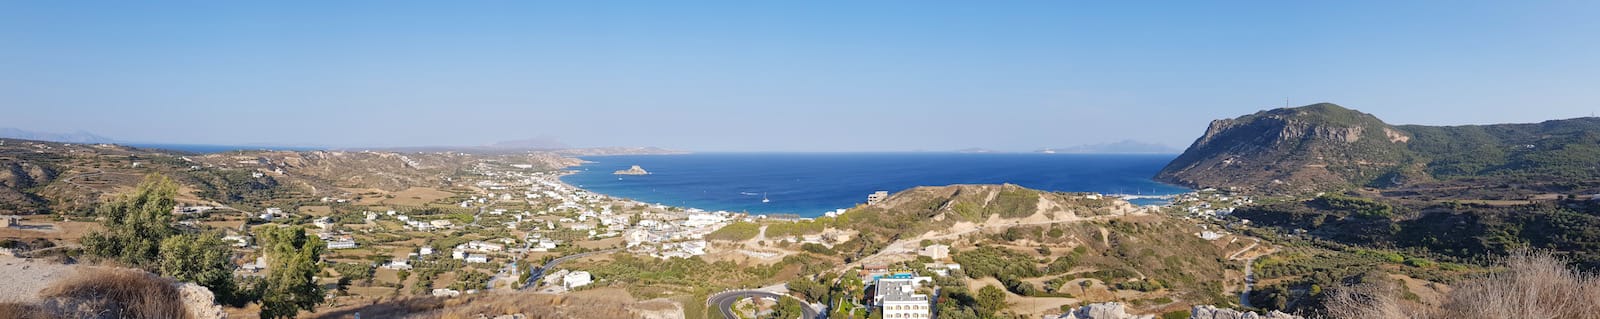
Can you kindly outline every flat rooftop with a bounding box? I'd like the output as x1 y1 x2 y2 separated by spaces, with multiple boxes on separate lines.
876 278 929 302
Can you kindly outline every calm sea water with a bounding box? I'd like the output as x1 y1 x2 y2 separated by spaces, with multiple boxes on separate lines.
561 153 1188 217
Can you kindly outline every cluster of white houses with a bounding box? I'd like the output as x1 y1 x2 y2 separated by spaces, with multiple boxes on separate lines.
449 240 507 263
540 269 594 290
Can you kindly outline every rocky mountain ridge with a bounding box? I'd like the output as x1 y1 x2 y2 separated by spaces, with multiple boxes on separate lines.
1157 103 1600 195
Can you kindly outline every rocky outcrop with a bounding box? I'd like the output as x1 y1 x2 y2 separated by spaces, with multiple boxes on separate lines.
1156 103 1412 194
1159 103 1600 195
1057 303 1153 319
176 282 226 319
1189 305 1302 319
0 162 57 189
1057 303 1301 319
614 165 651 175
0 162 55 214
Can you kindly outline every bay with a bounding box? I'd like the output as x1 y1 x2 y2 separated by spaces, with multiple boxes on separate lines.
560 153 1187 217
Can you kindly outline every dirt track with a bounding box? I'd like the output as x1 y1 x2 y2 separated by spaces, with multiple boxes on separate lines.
0 255 81 303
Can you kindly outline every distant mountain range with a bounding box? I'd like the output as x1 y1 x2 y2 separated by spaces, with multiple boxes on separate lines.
0 128 115 144
1036 140 1180 154
1156 103 1600 194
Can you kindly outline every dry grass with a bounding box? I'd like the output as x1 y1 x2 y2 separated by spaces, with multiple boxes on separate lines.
384 187 456 206
311 291 664 319
298 205 334 216
1438 251 1600 319
1323 281 1430 319
0 268 193 319
39 268 192 319
1326 251 1600 319
0 303 54 319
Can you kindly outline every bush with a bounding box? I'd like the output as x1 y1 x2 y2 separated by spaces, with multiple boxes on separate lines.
706 222 759 241
999 276 1037 296
329 262 375 280
0 302 52 319
1114 279 1163 292
1325 251 1600 319
800 243 833 255
1404 257 1437 268
952 246 1041 279
83 174 181 267
1313 194 1395 219
33 269 191 319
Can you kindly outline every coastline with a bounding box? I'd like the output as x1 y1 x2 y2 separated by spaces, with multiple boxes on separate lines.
550 163 1190 218
557 153 1191 217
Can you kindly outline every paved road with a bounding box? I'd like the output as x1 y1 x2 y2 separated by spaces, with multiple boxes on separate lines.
1227 239 1263 307
707 290 820 319
519 248 620 290
1241 256 1258 308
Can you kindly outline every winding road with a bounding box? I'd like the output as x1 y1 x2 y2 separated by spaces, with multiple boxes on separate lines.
1227 239 1263 308
707 290 820 319
59 169 104 190
519 248 620 290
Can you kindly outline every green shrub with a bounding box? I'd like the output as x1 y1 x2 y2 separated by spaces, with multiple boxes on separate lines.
706 222 760 241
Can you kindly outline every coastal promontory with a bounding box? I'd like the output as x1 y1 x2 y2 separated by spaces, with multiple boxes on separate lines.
613 165 651 175
1157 103 1600 194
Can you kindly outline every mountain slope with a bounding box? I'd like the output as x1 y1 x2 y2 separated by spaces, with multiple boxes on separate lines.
1157 103 1600 195
1156 103 1413 194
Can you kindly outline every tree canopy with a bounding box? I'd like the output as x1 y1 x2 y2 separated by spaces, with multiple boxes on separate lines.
258 225 325 319
82 173 180 266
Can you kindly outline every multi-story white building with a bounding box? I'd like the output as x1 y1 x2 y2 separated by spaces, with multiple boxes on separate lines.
875 277 933 319
563 271 593 289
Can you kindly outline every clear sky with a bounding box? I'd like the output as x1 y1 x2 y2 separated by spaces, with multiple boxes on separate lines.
3 1 1598 151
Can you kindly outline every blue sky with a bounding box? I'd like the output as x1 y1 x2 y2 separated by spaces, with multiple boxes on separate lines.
3 1 1598 151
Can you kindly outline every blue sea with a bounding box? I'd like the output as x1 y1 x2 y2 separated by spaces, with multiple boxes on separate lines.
560 153 1188 217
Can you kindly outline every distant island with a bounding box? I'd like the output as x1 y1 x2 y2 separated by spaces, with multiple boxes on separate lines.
1037 140 1180 154
613 165 651 175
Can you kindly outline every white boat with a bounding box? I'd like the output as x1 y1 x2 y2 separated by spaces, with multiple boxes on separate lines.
762 193 770 203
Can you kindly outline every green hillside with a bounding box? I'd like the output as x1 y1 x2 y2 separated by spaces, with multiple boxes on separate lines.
1158 103 1600 195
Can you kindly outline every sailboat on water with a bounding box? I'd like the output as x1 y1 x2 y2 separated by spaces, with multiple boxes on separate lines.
762 193 770 203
